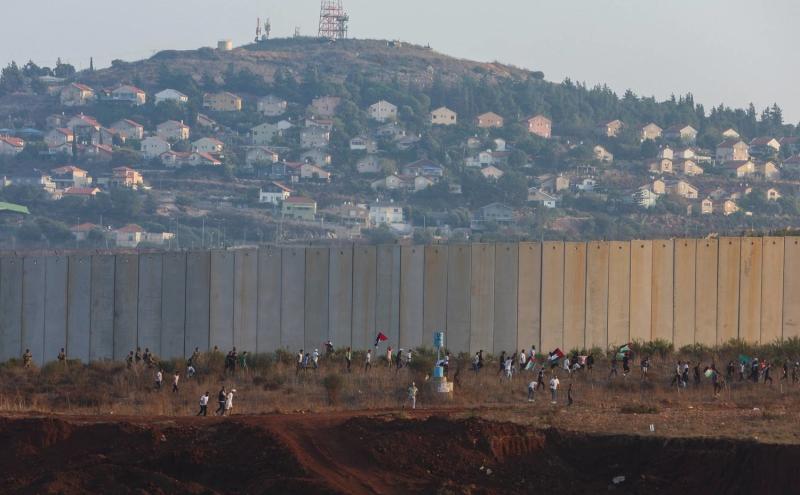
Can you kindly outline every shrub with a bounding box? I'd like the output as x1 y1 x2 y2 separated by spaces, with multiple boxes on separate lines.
620 404 659 414
322 373 344 405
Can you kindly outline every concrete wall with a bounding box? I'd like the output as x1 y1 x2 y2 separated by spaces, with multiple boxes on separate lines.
3 238 799 364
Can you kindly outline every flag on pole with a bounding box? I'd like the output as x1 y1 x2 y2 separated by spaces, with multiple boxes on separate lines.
374 332 388 347
548 348 564 362
525 360 535 371
616 343 632 359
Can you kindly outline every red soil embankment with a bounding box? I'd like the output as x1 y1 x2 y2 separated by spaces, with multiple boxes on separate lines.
1 412 799 494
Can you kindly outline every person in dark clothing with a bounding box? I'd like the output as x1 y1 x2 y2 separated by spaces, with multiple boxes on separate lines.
751 360 760 383
567 383 574 406
763 361 773 385
609 355 618 378
681 366 689 387
793 362 799 384
497 351 506 375
781 362 789 382
586 354 595 373
216 387 227 416
726 361 735 381
395 349 403 374
478 350 484 370
622 354 630 376
693 363 701 386
536 368 546 390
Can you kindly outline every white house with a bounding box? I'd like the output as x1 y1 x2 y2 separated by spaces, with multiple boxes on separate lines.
110 119 144 141
192 137 224 154
157 120 190 141
246 146 279 166
257 95 288 116
110 85 146 105
368 100 398 122
350 136 378 153
0 136 24 156
251 121 292 145
300 127 330 149
140 136 171 159
258 181 292 205
154 89 189 105
369 203 405 226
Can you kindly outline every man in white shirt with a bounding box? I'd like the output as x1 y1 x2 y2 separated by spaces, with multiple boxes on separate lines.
527 380 537 402
197 392 209 416
155 369 163 390
172 371 180 393
550 375 560 403
407 382 418 410
365 349 372 372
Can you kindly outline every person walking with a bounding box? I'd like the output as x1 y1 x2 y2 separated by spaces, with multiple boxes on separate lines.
126 351 134 369
764 361 773 385
527 379 537 402
640 356 650 381
22 349 33 368
386 346 393 367
345 347 352 373
781 361 789 382
57 348 67 367
215 387 227 415
670 361 682 387
567 383 574 407
172 371 180 393
225 389 236 416
537 367 546 390
497 351 507 375
407 382 418 410
312 349 320 370
681 365 689 388
472 352 481 373
519 349 527 371
693 362 701 386
396 349 404 374
726 361 735 381
364 349 372 372
609 355 618 379
549 374 560 404
239 351 248 371
135 347 142 364
197 392 209 416
622 354 630 376
739 361 746 381
296 349 304 375
302 353 310 372
155 369 163 390
406 349 412 365
504 355 513 380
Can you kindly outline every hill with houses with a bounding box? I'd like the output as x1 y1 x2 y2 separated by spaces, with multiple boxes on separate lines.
0 36 799 249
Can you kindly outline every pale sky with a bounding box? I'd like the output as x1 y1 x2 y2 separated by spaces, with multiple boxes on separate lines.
2 0 798 122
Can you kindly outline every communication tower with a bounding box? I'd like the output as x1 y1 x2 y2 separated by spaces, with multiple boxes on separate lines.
317 0 349 41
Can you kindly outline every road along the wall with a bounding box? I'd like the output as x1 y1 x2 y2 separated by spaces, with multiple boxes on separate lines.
1 237 798 363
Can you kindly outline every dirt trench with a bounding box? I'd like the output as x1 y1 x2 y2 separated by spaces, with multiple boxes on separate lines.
0 414 798 494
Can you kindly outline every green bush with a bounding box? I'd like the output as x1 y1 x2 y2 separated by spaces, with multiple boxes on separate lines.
322 373 344 405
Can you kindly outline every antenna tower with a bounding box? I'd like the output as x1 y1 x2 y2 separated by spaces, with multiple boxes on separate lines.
317 0 349 41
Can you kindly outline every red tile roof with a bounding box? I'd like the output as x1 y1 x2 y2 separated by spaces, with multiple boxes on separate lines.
71 223 98 232
285 196 316 204
116 224 144 233
0 136 24 147
63 187 100 196
51 165 87 175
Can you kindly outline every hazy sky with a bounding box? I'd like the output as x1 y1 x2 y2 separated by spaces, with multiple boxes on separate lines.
2 0 798 121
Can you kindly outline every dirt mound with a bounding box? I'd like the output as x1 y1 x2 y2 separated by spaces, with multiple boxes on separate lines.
1 414 799 494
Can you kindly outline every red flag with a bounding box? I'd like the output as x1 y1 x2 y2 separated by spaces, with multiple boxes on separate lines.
374 332 388 346
549 348 564 360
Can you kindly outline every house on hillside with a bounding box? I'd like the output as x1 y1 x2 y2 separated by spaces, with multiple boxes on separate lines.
475 112 504 129
664 124 698 143
109 85 146 105
349 136 378 153
480 165 504 180
257 95 288 116
701 197 714 215
476 202 516 222
259 181 292 205
676 159 704 176
109 167 144 189
368 100 398 122
63 186 101 198
157 120 190 141
722 128 740 139
527 188 558 208
596 119 624 138
749 137 780 158
203 92 242 112
648 158 673 174
666 179 699 199
140 136 171 159
0 136 25 155
51 165 92 189
192 137 224 154
526 115 552 139
44 128 73 148
716 139 749 162
300 127 331 148
155 89 189 105
251 121 291 145
633 186 660 208
766 187 782 201
369 203 405 226
310 96 341 117
357 155 386 174
300 163 331 182
110 119 144 141
60 83 95 107
282 197 317 221
639 123 663 141
760 161 780 180
722 160 756 178
401 159 444 177
430 107 457 126
246 147 280 166
783 155 800 172
114 224 174 248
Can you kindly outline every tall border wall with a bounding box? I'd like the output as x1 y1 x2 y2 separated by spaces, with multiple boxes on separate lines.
1 238 798 363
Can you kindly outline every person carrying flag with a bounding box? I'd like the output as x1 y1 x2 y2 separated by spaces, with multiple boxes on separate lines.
374 332 388 349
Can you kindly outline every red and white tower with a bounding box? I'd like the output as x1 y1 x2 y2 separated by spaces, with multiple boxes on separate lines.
318 0 349 40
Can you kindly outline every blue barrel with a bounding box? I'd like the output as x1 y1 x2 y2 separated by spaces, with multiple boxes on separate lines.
433 365 444 378
433 332 445 348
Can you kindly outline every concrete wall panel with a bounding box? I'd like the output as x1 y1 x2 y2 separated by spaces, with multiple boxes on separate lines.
784 238 800 339
673 240 696 348
446 245 471 353
21 257 46 365
89 256 115 361
352 246 376 349
209 251 234 352
695 239 718 346
234 249 259 353
651 240 674 343
517 243 541 352
540 242 564 353
137 254 162 356
376 246 401 348
400 246 424 350
607 242 631 346
585 241 609 350
717 238 741 344
304 248 330 352
423 245 448 349
161 253 186 359
470 244 495 354
329 247 353 349
761 238 784 343
738 238 762 343
563 242 586 352
113 254 138 360
44 256 68 363
494 243 519 356
629 241 652 343
281 247 305 351
185 251 210 354
67 256 91 363
257 247 282 352
0 258 23 362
